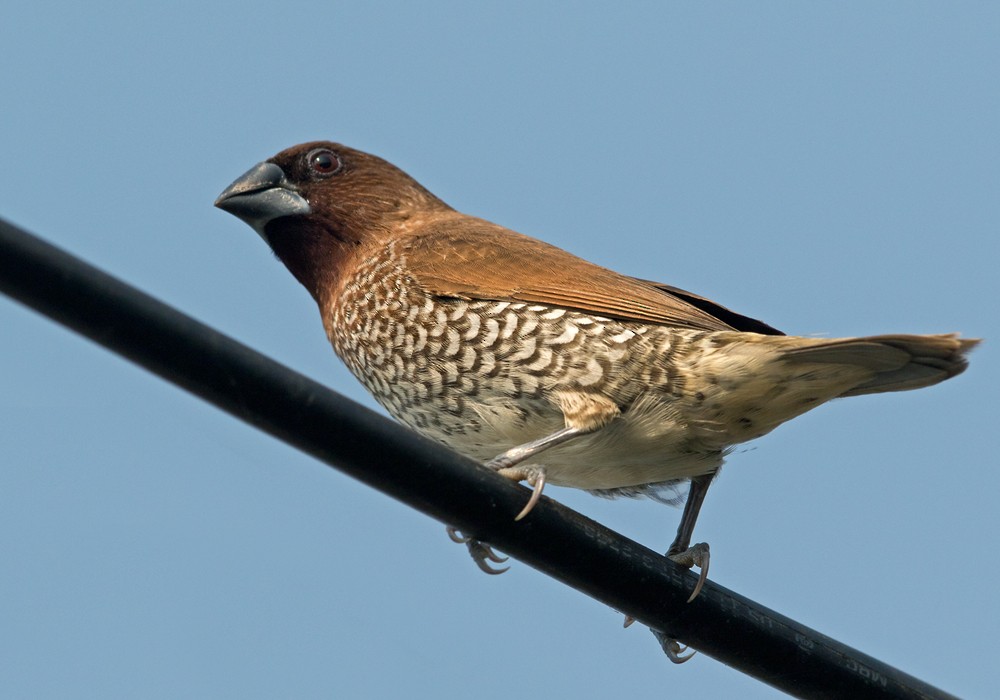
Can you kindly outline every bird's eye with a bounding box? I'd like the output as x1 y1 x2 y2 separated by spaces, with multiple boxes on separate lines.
306 148 342 177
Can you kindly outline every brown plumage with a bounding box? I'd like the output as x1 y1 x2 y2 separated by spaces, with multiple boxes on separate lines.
215 141 978 623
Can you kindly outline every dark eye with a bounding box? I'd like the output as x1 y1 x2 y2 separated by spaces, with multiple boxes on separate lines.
306 148 342 177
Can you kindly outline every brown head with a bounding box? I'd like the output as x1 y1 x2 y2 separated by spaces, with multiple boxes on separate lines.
214 141 452 303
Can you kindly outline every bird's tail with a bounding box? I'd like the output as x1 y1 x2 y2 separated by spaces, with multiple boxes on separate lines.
781 333 980 397
685 332 980 448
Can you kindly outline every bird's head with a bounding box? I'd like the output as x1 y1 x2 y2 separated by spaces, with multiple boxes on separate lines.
215 141 449 300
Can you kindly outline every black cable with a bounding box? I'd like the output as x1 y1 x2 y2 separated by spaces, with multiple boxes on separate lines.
0 217 957 700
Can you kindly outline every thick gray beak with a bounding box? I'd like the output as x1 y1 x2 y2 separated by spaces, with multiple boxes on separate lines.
215 162 311 239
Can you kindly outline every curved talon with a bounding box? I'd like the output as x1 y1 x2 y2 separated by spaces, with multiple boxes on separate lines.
663 638 696 664
668 542 710 603
514 471 546 521
625 541 709 626
446 526 469 544
477 543 508 564
493 465 548 521
446 526 509 574
468 540 509 574
650 629 697 663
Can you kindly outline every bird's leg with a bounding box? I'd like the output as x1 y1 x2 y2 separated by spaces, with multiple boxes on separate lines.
639 473 714 663
486 426 584 470
486 426 584 520
449 427 588 574
453 391 620 574
666 472 712 603
485 390 621 520
625 472 714 656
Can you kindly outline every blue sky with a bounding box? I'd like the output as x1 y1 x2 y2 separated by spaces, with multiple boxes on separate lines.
1 3 997 698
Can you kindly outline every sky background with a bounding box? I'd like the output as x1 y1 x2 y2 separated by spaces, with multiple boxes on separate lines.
1 3 997 698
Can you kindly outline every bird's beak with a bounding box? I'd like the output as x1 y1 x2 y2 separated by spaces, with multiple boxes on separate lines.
214 162 311 240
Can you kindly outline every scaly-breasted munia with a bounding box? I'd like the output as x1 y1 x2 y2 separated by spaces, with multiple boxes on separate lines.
215 141 978 620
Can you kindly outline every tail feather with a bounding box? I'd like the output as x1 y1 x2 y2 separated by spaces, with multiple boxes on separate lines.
784 333 980 397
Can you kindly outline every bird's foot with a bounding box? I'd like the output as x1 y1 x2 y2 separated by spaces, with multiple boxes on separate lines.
622 541 710 627
446 526 508 574
651 629 697 664
668 542 710 603
448 457 547 576
484 458 548 521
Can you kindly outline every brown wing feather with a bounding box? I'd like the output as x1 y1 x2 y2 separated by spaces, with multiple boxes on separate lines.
401 216 782 334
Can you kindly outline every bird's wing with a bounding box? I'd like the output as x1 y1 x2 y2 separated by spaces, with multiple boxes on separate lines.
401 218 782 334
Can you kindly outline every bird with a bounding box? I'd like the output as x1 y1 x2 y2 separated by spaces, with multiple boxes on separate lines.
214 140 978 619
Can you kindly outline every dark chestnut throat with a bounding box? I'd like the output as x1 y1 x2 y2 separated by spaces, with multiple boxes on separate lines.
264 219 355 307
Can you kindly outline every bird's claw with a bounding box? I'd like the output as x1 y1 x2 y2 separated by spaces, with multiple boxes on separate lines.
447 455 546 573
445 526 471 544
668 542 710 603
446 526 509 574
621 541 710 628
512 469 546 521
652 630 697 664
484 460 548 521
